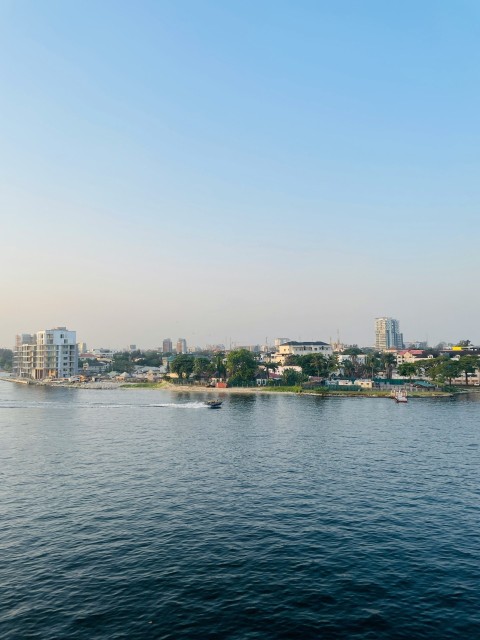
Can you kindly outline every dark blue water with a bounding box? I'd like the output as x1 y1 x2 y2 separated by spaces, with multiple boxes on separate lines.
1 382 479 639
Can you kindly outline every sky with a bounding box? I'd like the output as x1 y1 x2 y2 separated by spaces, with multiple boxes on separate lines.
1 0 479 349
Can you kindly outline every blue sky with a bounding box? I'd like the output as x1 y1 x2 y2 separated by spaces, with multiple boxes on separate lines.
1 1 479 348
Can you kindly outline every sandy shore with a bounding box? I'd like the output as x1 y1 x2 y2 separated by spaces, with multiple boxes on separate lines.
158 383 295 395
2 378 455 397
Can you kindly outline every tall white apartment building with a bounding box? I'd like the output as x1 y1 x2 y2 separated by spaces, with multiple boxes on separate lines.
375 317 403 351
14 327 78 380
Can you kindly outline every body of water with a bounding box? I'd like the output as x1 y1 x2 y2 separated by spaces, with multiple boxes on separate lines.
1 382 479 639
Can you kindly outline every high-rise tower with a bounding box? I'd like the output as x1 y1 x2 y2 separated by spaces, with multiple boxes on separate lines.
375 317 403 350
162 338 173 353
176 338 187 354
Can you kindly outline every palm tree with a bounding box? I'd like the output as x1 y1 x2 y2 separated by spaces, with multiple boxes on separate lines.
381 353 397 379
311 353 327 378
262 361 279 379
365 353 382 379
326 354 339 378
213 352 227 380
342 359 356 379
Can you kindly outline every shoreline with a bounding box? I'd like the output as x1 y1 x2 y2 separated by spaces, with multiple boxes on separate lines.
1 377 457 398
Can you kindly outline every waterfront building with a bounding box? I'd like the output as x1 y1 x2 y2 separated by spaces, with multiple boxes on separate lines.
375 317 404 350
162 338 173 353
176 338 187 354
275 341 333 363
14 327 78 380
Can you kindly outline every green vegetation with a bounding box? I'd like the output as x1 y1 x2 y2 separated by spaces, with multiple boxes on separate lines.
0 349 13 371
226 349 258 385
281 368 306 386
284 353 338 378
170 354 195 379
110 351 135 373
95 345 480 396
397 362 418 381
262 385 303 393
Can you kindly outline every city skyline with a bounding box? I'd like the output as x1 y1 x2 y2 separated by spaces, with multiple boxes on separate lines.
1 2 479 348
8 322 473 354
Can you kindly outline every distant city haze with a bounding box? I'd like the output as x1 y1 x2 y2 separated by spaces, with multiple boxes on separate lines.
1 2 479 348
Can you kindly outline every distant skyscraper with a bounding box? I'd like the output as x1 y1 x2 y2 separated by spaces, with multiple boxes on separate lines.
162 338 173 353
375 317 404 350
176 338 187 354
77 342 88 354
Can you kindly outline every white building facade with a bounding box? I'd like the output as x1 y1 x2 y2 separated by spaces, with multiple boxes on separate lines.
14 327 78 380
275 341 333 363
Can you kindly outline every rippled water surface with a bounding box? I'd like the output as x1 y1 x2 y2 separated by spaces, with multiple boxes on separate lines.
1 382 479 639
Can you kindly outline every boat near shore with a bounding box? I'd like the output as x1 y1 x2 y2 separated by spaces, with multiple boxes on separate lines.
391 390 408 403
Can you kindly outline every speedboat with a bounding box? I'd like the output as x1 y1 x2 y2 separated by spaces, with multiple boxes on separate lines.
205 400 223 409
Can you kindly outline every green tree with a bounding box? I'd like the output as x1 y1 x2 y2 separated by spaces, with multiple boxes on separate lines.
342 347 364 356
291 354 327 378
281 368 305 386
311 353 328 378
457 340 471 347
365 353 382 379
262 361 279 379
111 352 134 373
457 355 479 386
226 349 258 384
138 350 163 367
416 356 465 387
0 349 13 371
171 354 195 379
421 356 462 385
326 354 339 378
397 362 418 382
342 359 356 379
193 356 212 381
436 359 462 386
213 352 227 380
381 353 397 379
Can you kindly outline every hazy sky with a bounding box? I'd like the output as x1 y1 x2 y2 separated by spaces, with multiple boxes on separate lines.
1 1 479 349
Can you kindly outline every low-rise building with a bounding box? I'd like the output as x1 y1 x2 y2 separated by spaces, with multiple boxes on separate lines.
395 350 433 366
275 341 332 363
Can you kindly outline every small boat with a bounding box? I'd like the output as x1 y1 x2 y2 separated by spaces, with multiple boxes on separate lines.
394 390 408 403
205 400 223 409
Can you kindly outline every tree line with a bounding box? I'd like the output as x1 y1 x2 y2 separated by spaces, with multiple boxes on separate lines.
85 347 480 388
0 349 13 371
